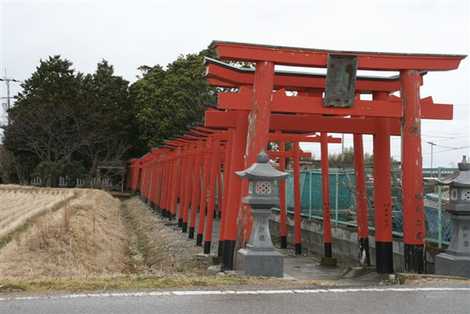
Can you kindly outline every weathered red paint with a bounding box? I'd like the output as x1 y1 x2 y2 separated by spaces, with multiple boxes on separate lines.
205 57 411 92
277 137 288 243
170 149 182 216
373 91 393 243
401 70 426 273
211 41 465 70
197 142 210 240
189 142 203 232
223 111 248 262
205 111 403 135
321 132 332 247
204 139 221 251
182 147 194 228
217 89 452 120
353 134 369 240
241 61 275 245
401 70 426 246
218 132 233 244
293 142 302 254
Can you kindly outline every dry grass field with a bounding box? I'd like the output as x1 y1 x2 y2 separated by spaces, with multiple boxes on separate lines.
0 186 209 281
0 186 128 278
0 186 74 241
0 188 283 293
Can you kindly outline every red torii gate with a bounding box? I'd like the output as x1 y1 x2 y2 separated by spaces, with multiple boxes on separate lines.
134 125 342 261
127 158 141 192
128 41 465 275
197 112 342 265
205 41 465 273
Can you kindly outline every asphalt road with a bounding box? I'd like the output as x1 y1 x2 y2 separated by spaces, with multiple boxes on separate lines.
1 287 469 314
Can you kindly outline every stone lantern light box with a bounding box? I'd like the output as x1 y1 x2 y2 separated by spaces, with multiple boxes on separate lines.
237 151 287 208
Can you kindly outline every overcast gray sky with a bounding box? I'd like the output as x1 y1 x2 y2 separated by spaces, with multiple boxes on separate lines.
1 0 469 167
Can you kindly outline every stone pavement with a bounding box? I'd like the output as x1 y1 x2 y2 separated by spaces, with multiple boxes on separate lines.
159 203 382 285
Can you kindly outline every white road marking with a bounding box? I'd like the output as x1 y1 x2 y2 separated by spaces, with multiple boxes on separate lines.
1 287 469 302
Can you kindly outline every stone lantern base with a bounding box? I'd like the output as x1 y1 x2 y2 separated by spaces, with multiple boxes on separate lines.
435 214 470 278
435 253 470 278
237 248 284 277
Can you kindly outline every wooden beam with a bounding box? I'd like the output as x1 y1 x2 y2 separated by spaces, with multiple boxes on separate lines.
211 41 466 71
205 111 402 135
217 89 452 120
268 133 341 143
269 151 311 158
206 59 407 92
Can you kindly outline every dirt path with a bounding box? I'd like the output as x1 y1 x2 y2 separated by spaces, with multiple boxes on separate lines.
121 197 209 276
0 190 209 280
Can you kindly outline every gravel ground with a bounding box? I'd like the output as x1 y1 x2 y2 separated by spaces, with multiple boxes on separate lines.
121 197 210 276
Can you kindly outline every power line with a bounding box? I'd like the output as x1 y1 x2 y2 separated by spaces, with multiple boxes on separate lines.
426 141 437 170
422 134 468 139
422 146 470 155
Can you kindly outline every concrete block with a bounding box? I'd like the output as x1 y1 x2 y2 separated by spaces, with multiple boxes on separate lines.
237 248 284 277
320 256 338 267
435 253 470 278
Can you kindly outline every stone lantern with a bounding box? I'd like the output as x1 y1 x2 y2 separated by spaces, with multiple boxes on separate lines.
435 155 470 278
236 150 288 277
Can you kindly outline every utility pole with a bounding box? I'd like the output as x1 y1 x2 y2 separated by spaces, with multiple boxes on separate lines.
0 73 20 125
341 134 345 154
426 141 437 176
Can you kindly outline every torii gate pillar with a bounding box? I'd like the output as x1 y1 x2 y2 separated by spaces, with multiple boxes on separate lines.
401 70 426 273
373 118 393 273
241 61 275 247
354 134 371 265
222 112 248 270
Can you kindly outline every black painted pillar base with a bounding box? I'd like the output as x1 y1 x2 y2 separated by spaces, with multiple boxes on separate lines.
222 240 236 271
324 242 332 258
182 222 188 233
359 237 371 266
404 244 425 273
203 241 211 254
375 241 394 274
320 242 337 267
295 243 302 255
280 236 287 249
188 227 195 239
218 240 224 257
196 234 203 246
177 218 183 228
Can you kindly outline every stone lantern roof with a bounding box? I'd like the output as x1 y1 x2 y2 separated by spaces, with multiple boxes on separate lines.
439 156 470 188
236 151 288 181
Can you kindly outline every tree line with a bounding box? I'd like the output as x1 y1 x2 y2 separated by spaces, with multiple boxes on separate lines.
0 47 386 185
1 48 215 185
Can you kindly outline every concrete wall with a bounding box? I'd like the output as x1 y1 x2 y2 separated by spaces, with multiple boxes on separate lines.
270 214 437 272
